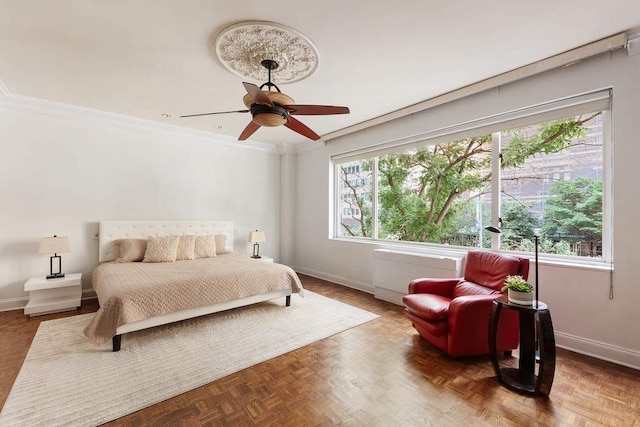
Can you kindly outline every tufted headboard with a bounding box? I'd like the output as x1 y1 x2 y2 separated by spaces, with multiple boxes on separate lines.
98 220 234 263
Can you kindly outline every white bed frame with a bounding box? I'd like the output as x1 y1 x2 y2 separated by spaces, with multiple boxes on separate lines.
98 220 291 351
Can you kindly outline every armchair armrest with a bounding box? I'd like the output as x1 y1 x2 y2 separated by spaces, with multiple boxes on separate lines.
408 278 461 297
446 294 498 356
446 294 518 357
448 294 496 325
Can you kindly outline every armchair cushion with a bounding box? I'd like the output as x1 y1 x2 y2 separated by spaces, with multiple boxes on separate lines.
452 280 501 298
403 294 450 321
464 251 524 291
405 309 448 339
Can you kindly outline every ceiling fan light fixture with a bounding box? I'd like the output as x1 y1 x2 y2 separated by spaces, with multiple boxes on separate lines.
251 112 287 127
244 89 293 126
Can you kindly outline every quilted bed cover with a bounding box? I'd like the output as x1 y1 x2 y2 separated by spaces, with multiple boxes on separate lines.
84 254 303 344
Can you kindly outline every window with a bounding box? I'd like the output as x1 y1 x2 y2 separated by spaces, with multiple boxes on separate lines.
377 137 492 248
336 159 373 238
332 91 610 260
499 113 603 257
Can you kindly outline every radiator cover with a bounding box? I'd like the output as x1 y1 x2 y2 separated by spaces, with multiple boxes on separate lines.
373 249 463 305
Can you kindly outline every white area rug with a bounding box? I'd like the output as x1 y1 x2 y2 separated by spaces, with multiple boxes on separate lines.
0 291 378 426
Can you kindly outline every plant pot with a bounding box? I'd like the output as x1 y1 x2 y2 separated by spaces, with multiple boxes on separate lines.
508 288 534 305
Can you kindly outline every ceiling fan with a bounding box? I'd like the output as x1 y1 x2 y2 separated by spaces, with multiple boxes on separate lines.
180 59 350 141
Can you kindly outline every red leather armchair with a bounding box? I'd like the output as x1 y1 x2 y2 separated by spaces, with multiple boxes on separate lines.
403 250 530 358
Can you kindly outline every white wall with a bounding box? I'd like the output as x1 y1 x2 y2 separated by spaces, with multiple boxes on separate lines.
294 49 640 369
0 97 281 309
278 151 297 267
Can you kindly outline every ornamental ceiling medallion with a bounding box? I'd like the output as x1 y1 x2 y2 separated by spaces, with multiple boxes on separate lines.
215 21 319 84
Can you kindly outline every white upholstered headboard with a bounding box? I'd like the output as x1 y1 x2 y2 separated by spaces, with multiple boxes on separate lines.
99 220 234 263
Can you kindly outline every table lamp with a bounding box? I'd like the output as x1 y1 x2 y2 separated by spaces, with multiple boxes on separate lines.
248 230 266 259
39 235 71 279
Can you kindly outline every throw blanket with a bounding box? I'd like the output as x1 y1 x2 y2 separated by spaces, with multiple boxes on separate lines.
84 254 303 345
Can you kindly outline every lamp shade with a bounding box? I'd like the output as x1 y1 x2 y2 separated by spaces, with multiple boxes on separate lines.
39 236 71 254
248 231 266 243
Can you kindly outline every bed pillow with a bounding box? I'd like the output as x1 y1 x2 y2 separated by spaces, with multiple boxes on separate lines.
143 235 180 263
194 234 217 258
214 234 228 254
115 239 147 263
176 235 196 261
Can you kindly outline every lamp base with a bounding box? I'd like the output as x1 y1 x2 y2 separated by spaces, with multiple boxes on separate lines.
48 254 65 280
251 242 262 259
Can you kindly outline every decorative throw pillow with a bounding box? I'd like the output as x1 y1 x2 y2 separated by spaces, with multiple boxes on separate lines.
115 239 147 263
143 235 180 263
194 234 217 258
176 235 196 261
214 234 228 254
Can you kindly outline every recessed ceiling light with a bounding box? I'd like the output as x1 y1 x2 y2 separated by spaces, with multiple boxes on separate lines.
161 113 171 118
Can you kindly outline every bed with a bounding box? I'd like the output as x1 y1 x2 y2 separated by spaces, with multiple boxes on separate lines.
84 220 303 351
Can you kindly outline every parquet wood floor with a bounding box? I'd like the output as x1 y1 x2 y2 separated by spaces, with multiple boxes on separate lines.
1 274 639 426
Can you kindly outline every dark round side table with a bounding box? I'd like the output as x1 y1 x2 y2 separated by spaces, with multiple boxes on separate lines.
489 296 556 396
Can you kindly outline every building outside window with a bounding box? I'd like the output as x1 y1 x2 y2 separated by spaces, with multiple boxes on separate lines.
336 160 373 237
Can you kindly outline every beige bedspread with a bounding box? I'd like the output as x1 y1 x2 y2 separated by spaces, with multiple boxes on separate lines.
84 254 303 345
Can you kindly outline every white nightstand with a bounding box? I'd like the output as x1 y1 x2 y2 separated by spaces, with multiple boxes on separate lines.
251 256 274 263
24 273 82 316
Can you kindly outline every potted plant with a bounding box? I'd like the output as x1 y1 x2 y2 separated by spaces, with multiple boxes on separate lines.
501 275 534 305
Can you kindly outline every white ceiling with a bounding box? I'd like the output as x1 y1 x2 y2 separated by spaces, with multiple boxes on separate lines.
1 1 639 145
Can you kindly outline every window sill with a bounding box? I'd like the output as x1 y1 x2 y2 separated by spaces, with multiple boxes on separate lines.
329 237 613 272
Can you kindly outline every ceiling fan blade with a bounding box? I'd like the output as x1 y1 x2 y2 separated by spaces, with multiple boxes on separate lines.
179 110 249 118
242 82 273 106
238 121 261 141
285 116 321 140
285 105 350 116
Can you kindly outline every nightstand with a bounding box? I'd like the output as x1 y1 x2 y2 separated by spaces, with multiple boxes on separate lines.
24 273 82 316
251 256 274 263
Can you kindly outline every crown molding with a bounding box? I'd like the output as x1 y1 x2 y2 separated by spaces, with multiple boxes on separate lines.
0 93 279 154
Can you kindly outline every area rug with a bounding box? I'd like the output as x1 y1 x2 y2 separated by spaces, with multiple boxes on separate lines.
0 291 378 426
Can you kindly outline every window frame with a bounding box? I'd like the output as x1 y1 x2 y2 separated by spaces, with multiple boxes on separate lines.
331 90 613 265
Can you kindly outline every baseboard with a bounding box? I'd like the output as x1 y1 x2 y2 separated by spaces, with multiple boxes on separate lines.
294 266 374 294
553 332 640 371
0 289 97 313
82 288 97 301
373 288 404 306
0 296 28 312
